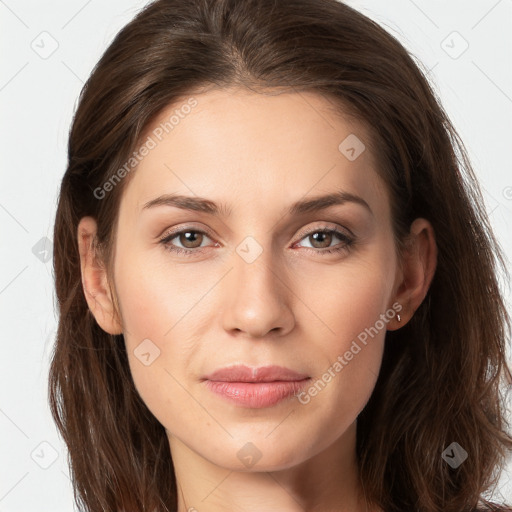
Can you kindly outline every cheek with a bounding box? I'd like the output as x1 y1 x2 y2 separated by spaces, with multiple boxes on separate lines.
293 245 395 406
111 245 221 431
295 243 395 349
324 276 388 337
113 245 200 341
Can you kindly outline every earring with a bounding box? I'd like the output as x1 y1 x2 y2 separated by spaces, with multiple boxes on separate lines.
397 314 401 322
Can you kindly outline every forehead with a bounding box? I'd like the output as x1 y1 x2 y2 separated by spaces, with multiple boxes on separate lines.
119 87 389 221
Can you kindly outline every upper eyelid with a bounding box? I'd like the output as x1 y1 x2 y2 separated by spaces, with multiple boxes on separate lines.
159 224 214 241
295 222 354 239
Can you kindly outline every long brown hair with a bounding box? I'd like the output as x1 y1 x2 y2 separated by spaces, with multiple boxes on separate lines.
49 0 512 510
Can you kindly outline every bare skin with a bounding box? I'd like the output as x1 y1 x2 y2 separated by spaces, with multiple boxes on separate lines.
78 87 437 512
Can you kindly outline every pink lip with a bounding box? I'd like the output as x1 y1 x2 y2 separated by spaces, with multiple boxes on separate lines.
203 365 310 408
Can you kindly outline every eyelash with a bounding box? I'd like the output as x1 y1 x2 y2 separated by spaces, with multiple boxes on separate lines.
158 225 354 257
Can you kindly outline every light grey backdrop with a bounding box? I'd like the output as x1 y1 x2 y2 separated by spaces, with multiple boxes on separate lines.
1 0 511 510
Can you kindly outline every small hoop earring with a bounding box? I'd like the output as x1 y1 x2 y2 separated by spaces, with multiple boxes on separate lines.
397 314 401 322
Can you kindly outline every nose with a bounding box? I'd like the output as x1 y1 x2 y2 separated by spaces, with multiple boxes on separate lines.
220 241 295 340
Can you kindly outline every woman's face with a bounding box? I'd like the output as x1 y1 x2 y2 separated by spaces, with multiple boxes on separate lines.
112 87 401 471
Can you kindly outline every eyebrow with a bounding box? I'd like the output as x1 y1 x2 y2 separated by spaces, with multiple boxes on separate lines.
142 190 373 217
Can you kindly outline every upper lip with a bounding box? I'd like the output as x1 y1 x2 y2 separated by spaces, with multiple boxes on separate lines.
203 365 309 383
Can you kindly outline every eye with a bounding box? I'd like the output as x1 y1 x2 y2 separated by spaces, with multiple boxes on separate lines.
159 228 215 257
293 226 354 255
159 225 355 257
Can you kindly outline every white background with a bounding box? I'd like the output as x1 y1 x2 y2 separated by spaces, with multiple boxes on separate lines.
1 0 511 510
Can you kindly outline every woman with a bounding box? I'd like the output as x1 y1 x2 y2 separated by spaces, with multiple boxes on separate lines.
49 0 512 511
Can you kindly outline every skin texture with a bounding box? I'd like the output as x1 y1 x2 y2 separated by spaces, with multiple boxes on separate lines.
77 87 437 512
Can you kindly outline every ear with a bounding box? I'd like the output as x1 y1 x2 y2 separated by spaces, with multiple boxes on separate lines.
387 218 437 330
77 216 123 335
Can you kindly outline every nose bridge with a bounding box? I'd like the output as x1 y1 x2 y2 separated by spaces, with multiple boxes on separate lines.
236 233 279 290
234 230 283 304
220 229 295 338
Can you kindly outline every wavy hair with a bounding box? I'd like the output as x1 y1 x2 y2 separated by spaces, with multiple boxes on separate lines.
49 0 512 510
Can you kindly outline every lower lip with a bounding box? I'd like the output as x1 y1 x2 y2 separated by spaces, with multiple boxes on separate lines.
204 379 310 408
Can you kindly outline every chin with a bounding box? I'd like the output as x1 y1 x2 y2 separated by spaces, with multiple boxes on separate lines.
204 436 311 472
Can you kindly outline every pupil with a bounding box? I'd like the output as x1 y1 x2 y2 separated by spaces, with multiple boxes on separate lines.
312 232 330 247
183 231 200 247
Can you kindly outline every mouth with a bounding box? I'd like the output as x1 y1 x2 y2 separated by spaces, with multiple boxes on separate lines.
202 365 311 408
